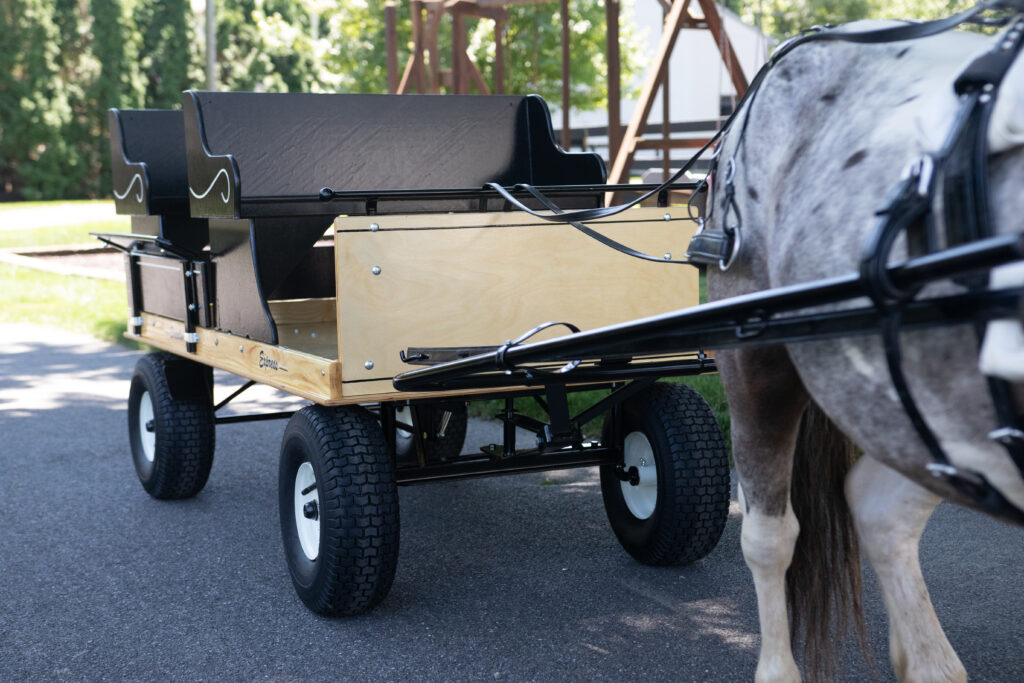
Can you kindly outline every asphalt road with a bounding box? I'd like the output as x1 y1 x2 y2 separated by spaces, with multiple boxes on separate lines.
1 323 1022 681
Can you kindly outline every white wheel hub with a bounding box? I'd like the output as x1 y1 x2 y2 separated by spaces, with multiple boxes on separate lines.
138 391 156 463
621 431 658 520
294 462 320 561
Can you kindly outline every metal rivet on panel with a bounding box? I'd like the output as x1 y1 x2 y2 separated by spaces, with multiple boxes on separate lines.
370 223 380 232
663 213 671 221
365 361 374 370
372 266 382 276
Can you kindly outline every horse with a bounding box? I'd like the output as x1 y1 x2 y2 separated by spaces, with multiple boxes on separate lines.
703 15 1024 683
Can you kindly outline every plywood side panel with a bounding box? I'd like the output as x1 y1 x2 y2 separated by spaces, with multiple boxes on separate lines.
334 207 699 396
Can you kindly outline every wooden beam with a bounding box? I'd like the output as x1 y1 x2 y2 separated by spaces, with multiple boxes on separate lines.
606 0 691 201
426 6 444 92
494 18 505 93
411 0 427 93
452 11 467 93
697 0 748 94
445 0 509 21
605 0 621 163
466 57 492 94
561 0 571 150
385 1 399 93
634 136 713 150
397 53 417 94
660 2 671 180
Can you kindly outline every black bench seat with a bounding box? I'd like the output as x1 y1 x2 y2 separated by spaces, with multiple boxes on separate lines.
179 92 606 345
182 91 606 219
108 108 208 254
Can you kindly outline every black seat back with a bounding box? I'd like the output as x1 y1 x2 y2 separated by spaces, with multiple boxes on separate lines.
183 92 605 218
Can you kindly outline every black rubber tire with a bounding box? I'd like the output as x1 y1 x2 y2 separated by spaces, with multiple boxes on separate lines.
127 352 215 499
600 382 729 566
394 402 468 463
279 405 400 616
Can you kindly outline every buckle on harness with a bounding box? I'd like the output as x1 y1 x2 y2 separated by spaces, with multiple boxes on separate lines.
989 426 1024 445
685 224 742 271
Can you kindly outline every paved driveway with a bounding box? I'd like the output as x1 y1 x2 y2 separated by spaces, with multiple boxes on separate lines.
1 323 1021 681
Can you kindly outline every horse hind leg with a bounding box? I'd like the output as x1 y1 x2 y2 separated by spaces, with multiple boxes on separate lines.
719 347 806 682
845 456 966 683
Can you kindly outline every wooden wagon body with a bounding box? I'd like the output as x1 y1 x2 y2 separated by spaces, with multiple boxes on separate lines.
99 92 728 616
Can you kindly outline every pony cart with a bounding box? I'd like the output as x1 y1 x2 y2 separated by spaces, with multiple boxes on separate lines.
98 92 731 616
97 4 1024 677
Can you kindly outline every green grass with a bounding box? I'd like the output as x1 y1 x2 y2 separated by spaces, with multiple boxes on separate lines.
0 262 135 346
0 200 136 345
467 373 730 450
0 200 129 249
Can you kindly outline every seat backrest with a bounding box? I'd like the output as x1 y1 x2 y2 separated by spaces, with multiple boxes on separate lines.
182 92 606 218
109 109 192 216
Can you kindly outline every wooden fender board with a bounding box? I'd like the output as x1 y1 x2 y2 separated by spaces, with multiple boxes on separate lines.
126 311 547 405
126 313 342 404
334 207 701 397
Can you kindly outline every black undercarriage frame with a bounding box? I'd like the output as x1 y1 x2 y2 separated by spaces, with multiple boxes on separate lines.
103 183 1023 488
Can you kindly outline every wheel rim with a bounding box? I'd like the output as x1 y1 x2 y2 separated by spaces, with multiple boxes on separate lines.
294 462 320 561
395 405 415 451
138 391 156 463
620 431 658 520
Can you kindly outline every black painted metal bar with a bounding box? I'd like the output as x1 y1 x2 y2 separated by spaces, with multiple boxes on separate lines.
395 447 617 485
572 378 655 428
214 380 257 412
243 182 698 206
393 233 1024 392
215 411 295 424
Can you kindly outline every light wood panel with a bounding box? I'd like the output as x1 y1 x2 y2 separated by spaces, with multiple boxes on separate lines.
127 313 342 405
334 207 700 397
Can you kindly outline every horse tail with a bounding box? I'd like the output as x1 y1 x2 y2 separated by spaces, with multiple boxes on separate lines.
787 401 870 681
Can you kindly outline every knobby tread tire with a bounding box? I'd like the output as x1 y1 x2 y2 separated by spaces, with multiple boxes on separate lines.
128 352 215 500
600 382 730 566
279 405 399 616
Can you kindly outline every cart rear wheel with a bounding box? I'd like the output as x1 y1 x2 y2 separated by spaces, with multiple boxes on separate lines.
600 382 729 565
127 352 215 499
394 402 467 463
279 405 400 616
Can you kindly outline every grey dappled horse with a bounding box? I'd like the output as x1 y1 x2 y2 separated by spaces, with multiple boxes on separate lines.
705 21 1024 683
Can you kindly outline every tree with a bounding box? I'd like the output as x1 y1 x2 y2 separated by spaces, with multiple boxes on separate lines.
321 0 644 112
216 0 325 92
476 0 646 112
134 0 200 108
87 0 146 195
724 0 976 39
0 0 80 200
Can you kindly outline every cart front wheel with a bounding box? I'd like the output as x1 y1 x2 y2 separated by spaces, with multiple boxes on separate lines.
127 352 215 499
600 382 729 565
279 405 399 616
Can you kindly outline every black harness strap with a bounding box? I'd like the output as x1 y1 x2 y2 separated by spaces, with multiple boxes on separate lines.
859 14 1024 522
